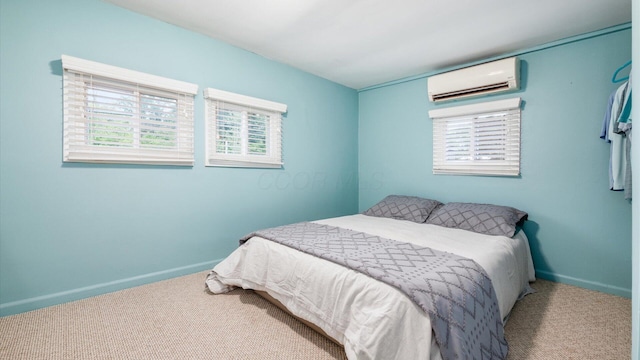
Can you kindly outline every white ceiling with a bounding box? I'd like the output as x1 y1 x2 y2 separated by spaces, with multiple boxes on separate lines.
104 0 631 90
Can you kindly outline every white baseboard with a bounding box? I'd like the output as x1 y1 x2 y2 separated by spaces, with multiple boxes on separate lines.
0 259 221 317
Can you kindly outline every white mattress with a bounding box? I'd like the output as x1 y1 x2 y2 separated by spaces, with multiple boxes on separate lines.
206 214 535 360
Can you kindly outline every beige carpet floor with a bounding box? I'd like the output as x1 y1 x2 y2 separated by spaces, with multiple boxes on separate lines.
0 272 632 359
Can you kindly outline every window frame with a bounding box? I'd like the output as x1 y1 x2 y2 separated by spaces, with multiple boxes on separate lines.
61 55 198 166
428 97 522 176
204 88 287 168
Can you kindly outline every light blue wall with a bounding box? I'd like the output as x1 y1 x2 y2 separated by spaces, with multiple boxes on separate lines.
359 28 633 297
0 0 633 322
0 0 359 315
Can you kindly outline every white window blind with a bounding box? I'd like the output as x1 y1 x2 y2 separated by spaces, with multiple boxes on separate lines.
429 97 522 176
62 55 198 166
204 88 287 168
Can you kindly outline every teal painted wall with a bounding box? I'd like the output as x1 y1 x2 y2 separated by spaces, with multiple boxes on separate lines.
0 0 359 315
0 0 634 321
359 29 633 297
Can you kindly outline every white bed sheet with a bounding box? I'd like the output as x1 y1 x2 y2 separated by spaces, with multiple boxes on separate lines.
206 214 535 360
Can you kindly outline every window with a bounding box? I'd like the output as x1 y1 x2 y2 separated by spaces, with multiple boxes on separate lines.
428 97 521 176
204 88 287 168
62 55 198 166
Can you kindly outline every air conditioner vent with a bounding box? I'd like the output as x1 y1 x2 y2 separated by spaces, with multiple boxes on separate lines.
431 82 511 101
428 57 519 102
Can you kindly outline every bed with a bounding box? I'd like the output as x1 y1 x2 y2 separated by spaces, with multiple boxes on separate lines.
206 196 535 360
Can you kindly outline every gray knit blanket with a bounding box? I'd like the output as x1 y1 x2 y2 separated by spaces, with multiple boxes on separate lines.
240 222 508 360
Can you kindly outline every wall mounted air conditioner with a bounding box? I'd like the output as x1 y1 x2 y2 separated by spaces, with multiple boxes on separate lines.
427 57 520 102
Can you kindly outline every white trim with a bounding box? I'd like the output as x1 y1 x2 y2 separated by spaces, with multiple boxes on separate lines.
428 97 521 119
61 55 198 95
206 159 283 168
62 66 196 166
204 90 285 169
431 99 522 177
204 87 287 113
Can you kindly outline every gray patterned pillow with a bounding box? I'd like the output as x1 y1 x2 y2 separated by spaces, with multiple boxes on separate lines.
426 202 528 237
363 195 443 223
